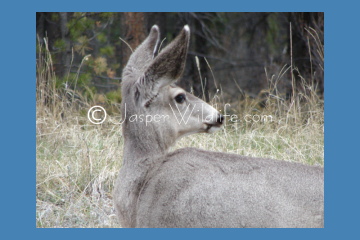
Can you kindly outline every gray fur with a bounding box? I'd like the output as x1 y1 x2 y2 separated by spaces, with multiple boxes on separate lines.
113 25 324 228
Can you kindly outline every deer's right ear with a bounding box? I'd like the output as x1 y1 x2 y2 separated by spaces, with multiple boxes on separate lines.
126 25 160 72
136 25 190 107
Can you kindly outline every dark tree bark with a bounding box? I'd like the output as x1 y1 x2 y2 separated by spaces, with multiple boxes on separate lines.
36 13 45 44
119 12 147 72
59 13 71 77
146 13 167 38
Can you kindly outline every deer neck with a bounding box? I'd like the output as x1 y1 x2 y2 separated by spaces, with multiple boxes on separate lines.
122 122 176 166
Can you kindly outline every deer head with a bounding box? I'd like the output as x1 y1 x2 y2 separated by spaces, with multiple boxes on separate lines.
121 25 223 158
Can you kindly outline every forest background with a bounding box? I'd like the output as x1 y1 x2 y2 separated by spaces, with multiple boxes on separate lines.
36 12 324 104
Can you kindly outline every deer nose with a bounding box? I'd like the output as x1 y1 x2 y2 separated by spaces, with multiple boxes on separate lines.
217 114 224 124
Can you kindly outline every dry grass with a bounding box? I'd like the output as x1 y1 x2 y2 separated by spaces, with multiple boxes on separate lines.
36 35 324 228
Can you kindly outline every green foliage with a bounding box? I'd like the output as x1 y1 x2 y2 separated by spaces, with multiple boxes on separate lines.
96 33 107 43
77 72 92 87
55 72 92 90
105 88 122 103
93 57 108 75
84 56 94 67
68 21 84 40
100 45 115 57
99 12 114 19
75 36 91 55
111 63 120 72
67 13 93 40
84 18 95 29
73 12 83 18
55 77 68 89
51 13 59 21
54 39 66 51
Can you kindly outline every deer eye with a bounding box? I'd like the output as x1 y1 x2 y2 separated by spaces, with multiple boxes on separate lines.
175 94 186 103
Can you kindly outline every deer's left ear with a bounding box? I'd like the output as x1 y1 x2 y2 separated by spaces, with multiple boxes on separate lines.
136 25 190 107
145 25 190 81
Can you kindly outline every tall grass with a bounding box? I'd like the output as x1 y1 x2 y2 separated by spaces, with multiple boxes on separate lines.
36 32 324 228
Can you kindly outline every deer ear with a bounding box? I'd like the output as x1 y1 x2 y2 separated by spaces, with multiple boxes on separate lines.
126 25 160 73
145 25 190 81
136 25 190 107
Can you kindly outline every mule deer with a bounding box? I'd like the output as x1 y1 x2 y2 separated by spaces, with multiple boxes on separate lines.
113 25 324 228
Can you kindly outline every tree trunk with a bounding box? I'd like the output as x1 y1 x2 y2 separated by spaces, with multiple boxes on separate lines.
59 12 71 77
119 12 147 72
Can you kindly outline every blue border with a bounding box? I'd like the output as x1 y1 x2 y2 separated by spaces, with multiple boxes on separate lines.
3 0 359 239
